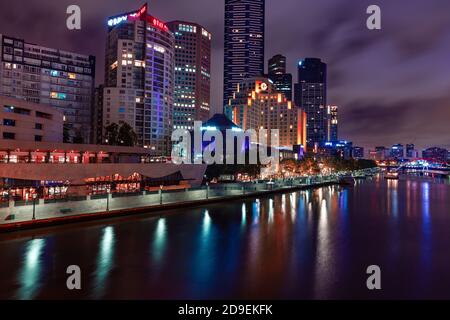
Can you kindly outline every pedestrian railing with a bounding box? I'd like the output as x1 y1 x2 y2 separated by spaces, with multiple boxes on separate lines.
0 174 341 225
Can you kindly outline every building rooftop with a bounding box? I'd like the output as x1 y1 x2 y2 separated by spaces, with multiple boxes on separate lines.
202 114 240 131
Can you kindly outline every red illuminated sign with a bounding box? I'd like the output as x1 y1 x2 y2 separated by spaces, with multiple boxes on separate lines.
151 17 169 31
129 4 147 19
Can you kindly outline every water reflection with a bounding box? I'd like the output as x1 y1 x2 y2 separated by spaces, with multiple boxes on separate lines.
241 203 246 228
92 226 115 298
314 198 331 298
16 238 46 300
2 176 450 299
152 218 167 263
421 183 432 267
268 199 274 224
387 180 399 218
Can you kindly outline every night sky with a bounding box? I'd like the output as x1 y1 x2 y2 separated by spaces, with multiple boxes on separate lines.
0 0 449 151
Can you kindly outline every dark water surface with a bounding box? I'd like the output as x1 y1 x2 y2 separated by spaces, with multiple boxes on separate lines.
1 175 450 299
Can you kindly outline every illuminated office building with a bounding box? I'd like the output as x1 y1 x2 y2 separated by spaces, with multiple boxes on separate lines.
103 4 174 156
294 58 327 150
223 0 265 108
390 144 404 159
167 21 211 130
268 54 292 101
328 105 338 141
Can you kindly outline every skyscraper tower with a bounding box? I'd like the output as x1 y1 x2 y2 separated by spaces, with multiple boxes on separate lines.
328 105 338 141
167 21 212 130
294 58 327 150
268 54 286 76
103 4 174 155
268 54 293 101
223 0 265 109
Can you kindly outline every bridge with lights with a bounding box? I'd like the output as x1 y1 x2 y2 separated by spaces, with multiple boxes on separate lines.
380 160 449 177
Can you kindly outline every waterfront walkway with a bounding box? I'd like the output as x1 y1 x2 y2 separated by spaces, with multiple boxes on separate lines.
0 175 340 232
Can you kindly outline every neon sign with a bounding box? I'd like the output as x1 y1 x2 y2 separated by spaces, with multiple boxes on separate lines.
130 4 147 18
151 18 168 31
108 15 128 27
107 4 147 27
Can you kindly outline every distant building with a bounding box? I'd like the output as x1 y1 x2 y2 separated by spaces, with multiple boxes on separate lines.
406 144 415 158
223 0 265 108
369 146 389 161
390 144 404 159
294 58 327 150
327 105 338 141
318 140 353 160
0 95 63 143
0 34 95 143
422 147 448 163
167 21 212 130
225 77 306 149
352 146 364 159
268 54 292 101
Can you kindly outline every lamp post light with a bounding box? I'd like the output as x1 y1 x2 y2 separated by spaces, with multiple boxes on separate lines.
206 182 209 199
32 193 37 221
159 185 163 205
106 187 111 212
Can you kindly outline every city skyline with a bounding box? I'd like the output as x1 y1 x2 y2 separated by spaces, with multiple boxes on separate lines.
0 0 449 151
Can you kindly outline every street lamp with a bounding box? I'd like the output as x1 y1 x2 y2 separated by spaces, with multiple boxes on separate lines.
106 187 111 212
159 185 163 205
206 182 209 199
32 193 38 221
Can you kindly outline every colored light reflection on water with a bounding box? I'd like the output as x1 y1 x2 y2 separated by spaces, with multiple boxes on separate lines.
16 238 46 300
92 226 115 298
1 176 450 299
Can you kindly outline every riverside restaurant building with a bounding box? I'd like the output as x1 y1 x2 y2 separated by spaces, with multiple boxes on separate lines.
0 140 206 203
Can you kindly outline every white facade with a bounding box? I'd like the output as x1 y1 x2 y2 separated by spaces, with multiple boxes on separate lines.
0 95 63 143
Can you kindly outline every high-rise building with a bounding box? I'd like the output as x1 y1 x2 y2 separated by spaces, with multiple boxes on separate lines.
225 77 306 149
167 21 211 130
268 54 292 101
223 0 265 108
375 146 389 161
318 141 353 160
0 34 95 143
422 147 448 163
406 143 415 158
390 144 404 159
352 146 364 159
103 4 174 155
328 105 338 141
294 58 327 150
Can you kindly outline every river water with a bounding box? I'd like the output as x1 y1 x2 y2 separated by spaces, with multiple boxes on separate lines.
0 175 449 299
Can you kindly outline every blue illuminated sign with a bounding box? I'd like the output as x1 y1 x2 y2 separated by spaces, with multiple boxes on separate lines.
108 15 128 27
